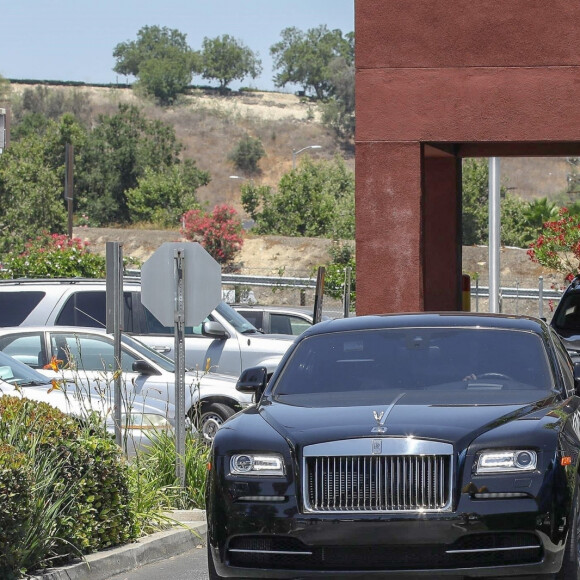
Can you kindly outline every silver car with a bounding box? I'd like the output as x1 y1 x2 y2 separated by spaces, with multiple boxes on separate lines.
0 326 253 440
0 349 173 455
0 278 295 378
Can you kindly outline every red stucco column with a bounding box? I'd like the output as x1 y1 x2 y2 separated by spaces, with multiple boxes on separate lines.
356 142 423 314
423 154 462 311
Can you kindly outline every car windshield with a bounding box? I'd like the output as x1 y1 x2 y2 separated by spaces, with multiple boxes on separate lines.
216 301 260 334
272 327 555 407
553 293 580 331
0 350 51 387
121 333 175 372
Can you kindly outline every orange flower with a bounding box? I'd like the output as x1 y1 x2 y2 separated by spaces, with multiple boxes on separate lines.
44 356 63 372
47 379 63 393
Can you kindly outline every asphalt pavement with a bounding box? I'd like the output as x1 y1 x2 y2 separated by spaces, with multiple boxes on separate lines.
28 510 207 580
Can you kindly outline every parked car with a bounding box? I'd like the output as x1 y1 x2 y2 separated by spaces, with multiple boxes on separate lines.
551 274 580 353
232 305 330 335
0 349 173 455
0 278 295 379
0 326 253 440
207 312 580 579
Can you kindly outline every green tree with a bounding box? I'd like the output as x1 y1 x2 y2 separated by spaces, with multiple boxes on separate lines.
462 159 490 245
113 26 199 103
126 160 210 227
200 35 262 92
0 124 66 255
242 156 354 239
320 55 355 139
270 25 353 99
76 104 184 225
228 134 265 174
500 194 533 248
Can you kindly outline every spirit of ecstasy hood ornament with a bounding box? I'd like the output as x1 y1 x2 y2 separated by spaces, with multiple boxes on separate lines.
372 393 406 434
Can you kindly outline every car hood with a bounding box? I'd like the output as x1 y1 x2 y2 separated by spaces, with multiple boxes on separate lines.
257 394 555 450
0 381 169 421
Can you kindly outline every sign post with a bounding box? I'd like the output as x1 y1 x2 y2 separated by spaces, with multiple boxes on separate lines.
141 242 221 484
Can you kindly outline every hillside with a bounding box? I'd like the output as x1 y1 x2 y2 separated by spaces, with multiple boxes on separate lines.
9 83 352 214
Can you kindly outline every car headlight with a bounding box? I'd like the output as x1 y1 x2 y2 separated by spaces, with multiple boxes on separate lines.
476 450 537 474
230 453 285 476
121 413 172 430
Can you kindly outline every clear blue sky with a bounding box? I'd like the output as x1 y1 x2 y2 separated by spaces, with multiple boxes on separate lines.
2 0 354 92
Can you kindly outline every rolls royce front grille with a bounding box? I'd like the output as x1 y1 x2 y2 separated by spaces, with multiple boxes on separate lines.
305 454 451 513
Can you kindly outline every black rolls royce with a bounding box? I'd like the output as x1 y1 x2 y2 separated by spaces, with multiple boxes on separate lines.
206 313 580 578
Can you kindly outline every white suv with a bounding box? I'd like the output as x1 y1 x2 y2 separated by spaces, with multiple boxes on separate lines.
0 278 295 378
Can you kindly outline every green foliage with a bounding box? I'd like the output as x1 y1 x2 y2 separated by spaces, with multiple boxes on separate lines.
136 56 195 105
0 232 106 279
323 241 356 309
113 26 198 103
200 35 262 91
528 208 580 278
0 395 137 575
181 204 244 267
500 194 534 248
0 444 33 580
320 56 355 139
76 104 184 225
126 161 209 227
242 156 354 239
0 121 68 255
129 431 209 522
462 158 490 245
228 134 265 174
270 25 354 99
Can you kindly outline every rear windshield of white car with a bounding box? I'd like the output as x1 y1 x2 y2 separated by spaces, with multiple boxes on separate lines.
272 327 555 406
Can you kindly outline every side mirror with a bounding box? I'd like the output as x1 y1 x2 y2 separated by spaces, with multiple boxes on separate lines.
132 359 159 376
237 366 268 400
202 320 228 339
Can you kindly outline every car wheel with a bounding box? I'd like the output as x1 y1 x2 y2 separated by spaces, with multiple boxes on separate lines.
557 475 580 579
198 403 236 442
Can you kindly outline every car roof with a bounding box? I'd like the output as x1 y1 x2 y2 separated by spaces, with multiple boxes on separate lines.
299 312 547 337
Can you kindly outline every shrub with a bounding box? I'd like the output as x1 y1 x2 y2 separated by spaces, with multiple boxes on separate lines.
228 134 265 174
0 395 138 575
181 204 244 268
528 207 580 280
0 232 106 279
0 444 33 580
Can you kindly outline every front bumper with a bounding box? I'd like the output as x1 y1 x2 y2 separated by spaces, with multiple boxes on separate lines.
207 490 566 578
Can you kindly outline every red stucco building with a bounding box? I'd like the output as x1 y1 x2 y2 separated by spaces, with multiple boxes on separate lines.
355 0 580 314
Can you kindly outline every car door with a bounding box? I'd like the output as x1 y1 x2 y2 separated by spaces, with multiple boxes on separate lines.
0 331 48 370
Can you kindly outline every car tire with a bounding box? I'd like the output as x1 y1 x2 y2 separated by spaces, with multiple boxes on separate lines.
198 403 236 442
556 475 580 579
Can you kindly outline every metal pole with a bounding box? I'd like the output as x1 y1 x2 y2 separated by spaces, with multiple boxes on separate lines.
105 242 124 449
343 266 352 318
538 276 544 319
312 266 325 324
65 144 74 239
174 249 186 486
488 158 501 313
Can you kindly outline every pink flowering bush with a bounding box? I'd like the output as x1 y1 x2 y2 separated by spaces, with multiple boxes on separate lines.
0 232 106 278
528 208 580 284
181 205 244 268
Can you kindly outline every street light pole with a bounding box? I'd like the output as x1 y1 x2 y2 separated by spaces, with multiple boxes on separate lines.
292 145 322 169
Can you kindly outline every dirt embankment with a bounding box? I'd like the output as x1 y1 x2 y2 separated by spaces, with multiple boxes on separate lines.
74 227 561 289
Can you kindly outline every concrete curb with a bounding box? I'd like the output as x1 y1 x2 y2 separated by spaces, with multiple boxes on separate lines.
29 510 207 580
